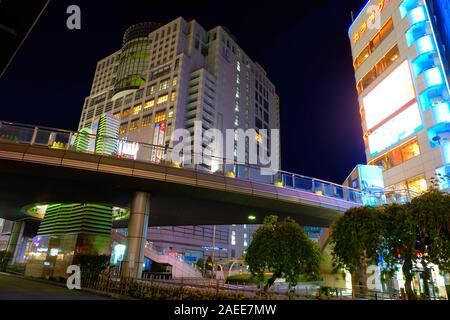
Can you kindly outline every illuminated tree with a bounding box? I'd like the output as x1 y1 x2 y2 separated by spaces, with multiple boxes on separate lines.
245 215 321 292
330 206 383 297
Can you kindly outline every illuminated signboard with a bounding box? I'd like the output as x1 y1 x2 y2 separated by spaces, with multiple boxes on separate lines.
89 119 99 153
368 102 423 156
151 121 166 163
118 140 139 160
363 60 416 130
156 121 166 163
353 0 390 43
112 244 126 265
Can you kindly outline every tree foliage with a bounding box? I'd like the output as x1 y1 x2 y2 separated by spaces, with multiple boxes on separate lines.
330 206 383 295
379 203 417 299
331 187 450 299
408 188 450 273
76 254 111 277
245 215 321 291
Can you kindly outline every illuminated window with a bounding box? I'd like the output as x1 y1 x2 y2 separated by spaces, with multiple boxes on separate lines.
154 111 166 123
236 73 240 84
170 91 177 102
146 85 155 96
144 100 155 109
357 45 400 94
172 76 178 87
122 108 131 118
142 115 152 127
353 18 394 71
119 123 127 135
129 119 139 131
168 111 174 118
371 138 421 171
113 112 121 120
157 94 169 105
159 79 169 91
354 45 370 70
133 104 142 115
237 61 241 72
401 138 421 162
256 133 263 143
370 18 393 51
368 103 422 156
231 231 236 245
394 175 428 194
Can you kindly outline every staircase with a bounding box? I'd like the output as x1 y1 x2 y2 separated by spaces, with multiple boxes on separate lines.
111 230 203 278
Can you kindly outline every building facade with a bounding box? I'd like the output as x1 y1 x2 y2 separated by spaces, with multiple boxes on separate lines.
349 0 450 193
77 17 280 263
78 17 280 170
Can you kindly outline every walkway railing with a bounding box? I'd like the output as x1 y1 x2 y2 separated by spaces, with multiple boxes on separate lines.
0 120 415 206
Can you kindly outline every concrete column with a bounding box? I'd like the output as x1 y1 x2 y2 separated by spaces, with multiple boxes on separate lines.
122 192 150 279
6 220 25 264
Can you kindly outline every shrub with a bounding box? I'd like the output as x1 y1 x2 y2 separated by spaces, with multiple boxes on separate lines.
75 254 111 278
0 251 12 272
129 284 257 300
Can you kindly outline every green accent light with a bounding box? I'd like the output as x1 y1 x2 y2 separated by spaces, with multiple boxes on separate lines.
248 215 256 221
37 203 114 236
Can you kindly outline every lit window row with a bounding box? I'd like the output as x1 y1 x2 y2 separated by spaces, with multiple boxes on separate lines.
388 175 427 194
119 113 168 133
129 119 139 131
354 18 394 71
154 111 166 123
133 104 142 115
146 75 178 97
157 94 169 104
144 100 155 109
122 108 131 118
357 45 400 94
369 138 420 171
159 79 169 91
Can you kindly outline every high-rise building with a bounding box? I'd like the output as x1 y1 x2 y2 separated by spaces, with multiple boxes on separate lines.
349 0 450 193
78 17 280 170
77 17 281 262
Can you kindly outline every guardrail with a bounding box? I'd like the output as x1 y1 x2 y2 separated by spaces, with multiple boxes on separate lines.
0 120 416 206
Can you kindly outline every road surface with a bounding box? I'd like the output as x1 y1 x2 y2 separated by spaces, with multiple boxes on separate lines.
0 273 110 300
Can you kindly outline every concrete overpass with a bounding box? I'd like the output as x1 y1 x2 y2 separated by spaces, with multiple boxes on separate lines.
0 121 374 277
0 124 366 228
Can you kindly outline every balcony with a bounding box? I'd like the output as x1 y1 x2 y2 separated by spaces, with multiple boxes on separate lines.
416 67 444 93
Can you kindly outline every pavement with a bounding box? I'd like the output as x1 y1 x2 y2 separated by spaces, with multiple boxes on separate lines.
0 273 111 300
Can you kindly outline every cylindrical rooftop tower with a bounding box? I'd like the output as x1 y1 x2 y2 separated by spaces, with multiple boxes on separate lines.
113 22 161 100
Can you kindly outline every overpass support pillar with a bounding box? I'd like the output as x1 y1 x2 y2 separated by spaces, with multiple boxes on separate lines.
6 220 25 264
122 192 150 279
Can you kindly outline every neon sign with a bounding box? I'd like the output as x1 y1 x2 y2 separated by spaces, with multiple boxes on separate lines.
353 0 390 43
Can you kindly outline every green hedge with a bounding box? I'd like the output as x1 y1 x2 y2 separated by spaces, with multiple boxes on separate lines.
128 283 258 300
226 273 323 285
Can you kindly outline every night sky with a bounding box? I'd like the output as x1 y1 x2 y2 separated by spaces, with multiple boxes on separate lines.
0 0 368 184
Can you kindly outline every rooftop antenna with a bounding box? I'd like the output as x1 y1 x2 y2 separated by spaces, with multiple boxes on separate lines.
351 10 355 22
